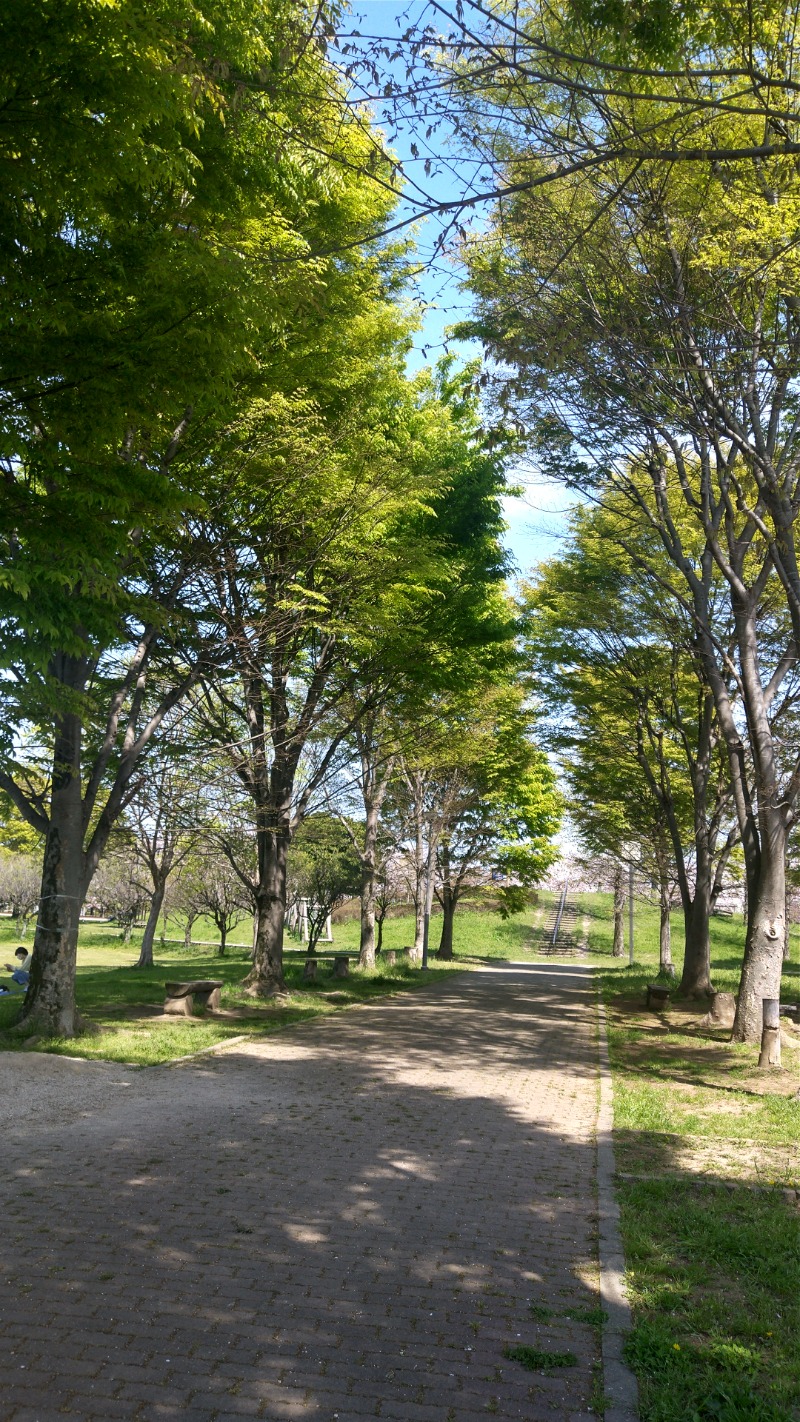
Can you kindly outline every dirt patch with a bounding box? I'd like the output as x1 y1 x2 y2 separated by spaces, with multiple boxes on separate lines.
611 998 800 1099
616 1128 800 1185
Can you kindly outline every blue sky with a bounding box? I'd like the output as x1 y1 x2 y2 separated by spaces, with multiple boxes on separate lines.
344 1 578 577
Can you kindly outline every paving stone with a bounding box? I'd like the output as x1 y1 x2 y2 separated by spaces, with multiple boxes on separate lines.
1 965 601 1420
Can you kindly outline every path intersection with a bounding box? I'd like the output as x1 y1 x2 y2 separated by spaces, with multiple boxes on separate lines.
1 965 603 1422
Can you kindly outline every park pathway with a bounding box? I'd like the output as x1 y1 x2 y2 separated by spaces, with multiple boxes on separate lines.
1 965 602 1422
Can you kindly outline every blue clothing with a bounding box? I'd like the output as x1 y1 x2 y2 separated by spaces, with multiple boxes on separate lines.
11 969 28 985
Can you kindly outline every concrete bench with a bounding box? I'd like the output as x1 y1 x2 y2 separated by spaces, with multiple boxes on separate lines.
302 955 352 982
164 980 223 1016
645 983 671 1011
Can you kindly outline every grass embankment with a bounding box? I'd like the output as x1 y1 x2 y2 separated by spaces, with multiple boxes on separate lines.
582 892 800 1421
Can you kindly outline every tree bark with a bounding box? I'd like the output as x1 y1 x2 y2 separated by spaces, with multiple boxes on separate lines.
659 886 674 977
20 697 85 1037
732 807 787 1042
243 816 288 996
679 890 713 996
678 841 714 997
757 997 781 1069
358 799 380 970
436 839 455 959
218 923 227 956
612 864 625 956
413 811 425 954
437 886 455 960
137 881 165 968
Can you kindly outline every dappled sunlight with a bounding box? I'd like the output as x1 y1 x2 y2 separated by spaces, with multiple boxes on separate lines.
2 966 604 1420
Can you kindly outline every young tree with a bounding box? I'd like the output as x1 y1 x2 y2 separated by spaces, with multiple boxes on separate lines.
94 856 147 944
0 854 41 939
288 816 362 955
389 689 560 961
125 755 203 969
332 705 400 970
192 854 248 958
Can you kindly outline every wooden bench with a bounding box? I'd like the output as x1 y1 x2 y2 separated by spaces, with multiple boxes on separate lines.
164 980 223 1016
645 983 671 1011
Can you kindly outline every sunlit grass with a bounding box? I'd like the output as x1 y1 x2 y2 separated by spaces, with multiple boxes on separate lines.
0 938 464 1064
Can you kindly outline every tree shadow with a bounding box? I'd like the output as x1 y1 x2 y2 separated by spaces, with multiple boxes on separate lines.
2 965 608 1420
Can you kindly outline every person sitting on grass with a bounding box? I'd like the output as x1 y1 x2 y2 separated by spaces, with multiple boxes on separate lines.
1 946 32 992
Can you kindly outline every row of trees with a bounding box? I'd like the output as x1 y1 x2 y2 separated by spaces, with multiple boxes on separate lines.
0 1 559 1036
429 1 800 1042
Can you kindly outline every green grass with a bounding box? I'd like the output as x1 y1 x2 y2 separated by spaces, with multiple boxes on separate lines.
330 899 554 960
0 936 463 1064
578 891 800 1421
621 1180 800 1422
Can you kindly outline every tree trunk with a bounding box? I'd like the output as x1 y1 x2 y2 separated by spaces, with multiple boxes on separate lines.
732 810 787 1043
413 814 425 954
659 890 674 977
612 865 625 956
123 920 132 944
436 840 454 959
19 701 85 1037
243 824 288 996
437 884 455 960
218 923 227 956
137 882 165 968
358 866 376 970
358 799 381 970
376 913 385 956
183 912 196 950
678 845 714 997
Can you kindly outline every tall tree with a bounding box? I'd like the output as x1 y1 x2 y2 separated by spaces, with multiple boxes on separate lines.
525 504 739 994
0 1 397 1035
288 815 362 956
461 93 800 1039
191 354 514 995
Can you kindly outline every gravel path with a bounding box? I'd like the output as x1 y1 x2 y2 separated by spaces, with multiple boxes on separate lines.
1 964 601 1421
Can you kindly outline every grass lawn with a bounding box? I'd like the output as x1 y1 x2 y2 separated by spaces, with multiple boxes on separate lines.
0 893 567 1065
0 925 465 1065
581 891 800 1422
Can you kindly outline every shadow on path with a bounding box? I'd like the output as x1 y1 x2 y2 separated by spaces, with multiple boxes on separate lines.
1 966 602 1422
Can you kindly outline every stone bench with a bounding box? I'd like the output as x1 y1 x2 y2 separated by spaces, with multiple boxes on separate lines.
302 955 352 982
164 980 223 1016
645 983 671 1011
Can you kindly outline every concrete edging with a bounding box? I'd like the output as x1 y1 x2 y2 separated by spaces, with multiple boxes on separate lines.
596 991 640 1421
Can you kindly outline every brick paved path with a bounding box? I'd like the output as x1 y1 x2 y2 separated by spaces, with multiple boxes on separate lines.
1 965 601 1422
